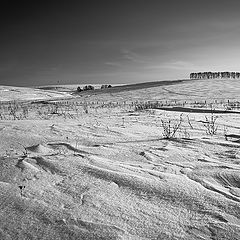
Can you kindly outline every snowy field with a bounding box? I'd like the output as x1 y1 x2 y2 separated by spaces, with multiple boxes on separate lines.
0 85 72 102
0 78 240 239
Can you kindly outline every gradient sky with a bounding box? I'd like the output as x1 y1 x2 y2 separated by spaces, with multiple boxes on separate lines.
1 0 240 86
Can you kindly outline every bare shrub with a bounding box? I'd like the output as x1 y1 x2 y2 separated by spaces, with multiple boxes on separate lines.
203 112 218 135
223 125 229 140
187 115 194 129
83 102 89 114
161 114 183 139
8 101 18 120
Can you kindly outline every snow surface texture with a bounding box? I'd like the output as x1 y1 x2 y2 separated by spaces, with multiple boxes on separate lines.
0 79 240 239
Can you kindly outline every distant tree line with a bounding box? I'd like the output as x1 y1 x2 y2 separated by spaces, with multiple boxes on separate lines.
77 84 112 92
77 85 94 92
190 72 240 79
100 84 112 89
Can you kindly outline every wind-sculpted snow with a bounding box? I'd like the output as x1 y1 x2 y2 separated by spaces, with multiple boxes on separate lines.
0 80 240 239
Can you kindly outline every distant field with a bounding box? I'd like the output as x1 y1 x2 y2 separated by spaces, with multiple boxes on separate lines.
72 78 240 103
1 78 239 103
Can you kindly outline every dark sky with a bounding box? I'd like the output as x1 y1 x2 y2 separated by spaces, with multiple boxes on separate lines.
1 0 240 86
